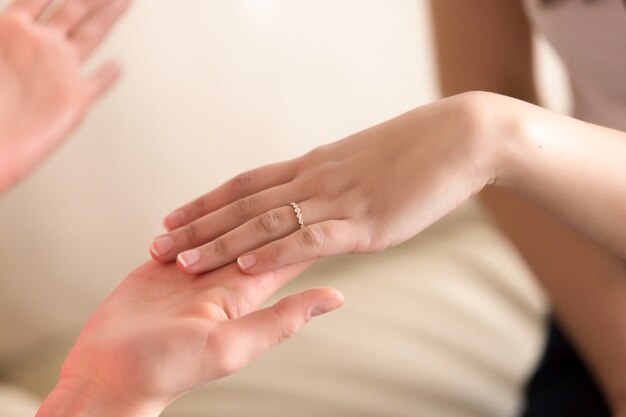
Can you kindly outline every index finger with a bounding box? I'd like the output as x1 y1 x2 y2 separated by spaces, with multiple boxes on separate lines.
163 161 297 231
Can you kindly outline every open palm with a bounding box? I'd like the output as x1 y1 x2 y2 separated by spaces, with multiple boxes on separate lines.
0 0 130 193
56 261 343 415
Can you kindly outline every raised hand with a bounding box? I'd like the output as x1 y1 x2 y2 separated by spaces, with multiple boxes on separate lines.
0 0 130 193
38 260 343 417
151 92 500 275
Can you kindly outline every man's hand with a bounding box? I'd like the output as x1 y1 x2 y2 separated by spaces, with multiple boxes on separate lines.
37 261 344 417
0 0 130 193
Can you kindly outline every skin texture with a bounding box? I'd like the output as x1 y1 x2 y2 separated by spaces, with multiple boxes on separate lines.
0 0 130 193
37 260 343 417
150 93 497 274
431 0 626 413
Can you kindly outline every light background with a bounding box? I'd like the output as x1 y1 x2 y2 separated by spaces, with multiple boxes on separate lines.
0 1 568 415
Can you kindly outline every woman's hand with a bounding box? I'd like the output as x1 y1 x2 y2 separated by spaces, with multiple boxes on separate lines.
151 92 502 275
0 0 130 193
37 260 343 417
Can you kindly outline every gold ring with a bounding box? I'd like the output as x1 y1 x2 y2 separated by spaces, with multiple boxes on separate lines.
290 202 305 229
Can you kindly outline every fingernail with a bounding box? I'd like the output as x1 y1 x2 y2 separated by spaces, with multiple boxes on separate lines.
312 293 345 317
237 254 258 270
178 249 201 268
164 210 185 229
151 235 174 256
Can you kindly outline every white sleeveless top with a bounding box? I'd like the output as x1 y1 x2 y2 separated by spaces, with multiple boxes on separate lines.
522 0 626 131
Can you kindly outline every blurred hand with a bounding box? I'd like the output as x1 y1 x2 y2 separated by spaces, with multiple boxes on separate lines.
38 260 343 417
0 0 130 193
151 92 499 275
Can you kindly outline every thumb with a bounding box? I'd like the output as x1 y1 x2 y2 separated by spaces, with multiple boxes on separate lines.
214 288 344 376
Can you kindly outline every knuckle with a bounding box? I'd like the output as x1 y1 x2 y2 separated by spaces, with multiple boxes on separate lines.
270 307 303 345
221 288 252 320
233 292 256 317
353 227 375 253
182 223 198 244
229 171 253 197
300 225 325 249
232 196 255 220
318 162 351 195
256 210 281 234
212 238 228 258
216 354 244 378
207 331 246 377
304 144 329 162
267 242 284 263
210 288 237 320
184 299 228 321
280 319 302 341
192 197 206 214
362 222 389 252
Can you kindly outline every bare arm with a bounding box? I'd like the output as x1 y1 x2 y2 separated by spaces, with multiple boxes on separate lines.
432 0 626 412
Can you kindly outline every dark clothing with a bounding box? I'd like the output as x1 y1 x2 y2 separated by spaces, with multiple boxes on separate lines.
521 318 611 417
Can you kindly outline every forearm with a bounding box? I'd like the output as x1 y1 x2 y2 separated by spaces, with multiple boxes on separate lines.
496 98 626 257
37 378 163 417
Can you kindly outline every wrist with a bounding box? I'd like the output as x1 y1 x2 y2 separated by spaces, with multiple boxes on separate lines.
37 377 163 417
450 91 513 189
483 92 546 191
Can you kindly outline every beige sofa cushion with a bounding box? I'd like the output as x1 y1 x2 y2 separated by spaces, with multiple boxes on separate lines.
0 385 39 417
